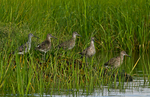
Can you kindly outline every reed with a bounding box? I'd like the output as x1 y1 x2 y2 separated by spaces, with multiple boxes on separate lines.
0 0 149 95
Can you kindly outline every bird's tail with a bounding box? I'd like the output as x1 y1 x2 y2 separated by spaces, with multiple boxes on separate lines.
79 52 83 58
55 45 60 49
104 63 113 69
35 47 38 50
9 51 15 55
104 63 108 67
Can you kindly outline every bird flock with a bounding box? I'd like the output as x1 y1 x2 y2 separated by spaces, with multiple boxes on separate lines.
12 32 130 68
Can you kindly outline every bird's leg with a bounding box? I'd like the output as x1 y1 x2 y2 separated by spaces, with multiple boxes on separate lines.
85 56 88 66
44 52 46 61
42 52 46 61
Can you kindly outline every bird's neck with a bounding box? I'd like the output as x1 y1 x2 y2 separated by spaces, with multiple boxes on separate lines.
28 37 32 43
120 54 124 62
72 35 76 40
28 37 32 50
90 40 95 47
47 37 51 42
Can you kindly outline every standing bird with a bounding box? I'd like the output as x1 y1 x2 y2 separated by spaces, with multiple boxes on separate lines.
80 37 96 63
57 32 81 50
104 51 131 68
14 33 39 55
35 34 57 60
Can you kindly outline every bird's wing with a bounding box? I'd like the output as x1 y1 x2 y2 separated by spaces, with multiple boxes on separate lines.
80 47 89 55
36 40 50 50
58 41 67 47
18 43 28 52
104 56 119 66
57 39 71 49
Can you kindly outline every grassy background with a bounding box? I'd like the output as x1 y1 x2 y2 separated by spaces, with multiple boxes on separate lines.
0 0 150 52
0 0 150 95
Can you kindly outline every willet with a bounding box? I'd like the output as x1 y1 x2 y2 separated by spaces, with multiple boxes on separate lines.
56 32 81 50
14 33 39 55
80 37 96 64
104 51 131 68
35 34 57 60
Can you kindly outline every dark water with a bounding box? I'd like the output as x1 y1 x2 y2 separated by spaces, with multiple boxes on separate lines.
11 80 149 97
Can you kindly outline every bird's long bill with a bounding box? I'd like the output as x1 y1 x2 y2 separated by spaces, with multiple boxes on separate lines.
33 35 40 39
51 36 57 39
126 54 131 57
77 34 81 37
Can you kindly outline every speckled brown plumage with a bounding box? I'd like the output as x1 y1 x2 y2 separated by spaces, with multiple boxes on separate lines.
80 37 96 58
35 34 57 53
104 51 130 68
35 34 57 60
14 33 38 55
57 32 81 50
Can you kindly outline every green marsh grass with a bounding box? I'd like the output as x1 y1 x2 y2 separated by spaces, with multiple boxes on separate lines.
0 0 150 95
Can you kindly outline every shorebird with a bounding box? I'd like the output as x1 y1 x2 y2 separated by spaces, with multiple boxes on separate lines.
35 34 57 60
56 32 81 50
80 37 96 63
104 51 131 68
13 33 39 55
